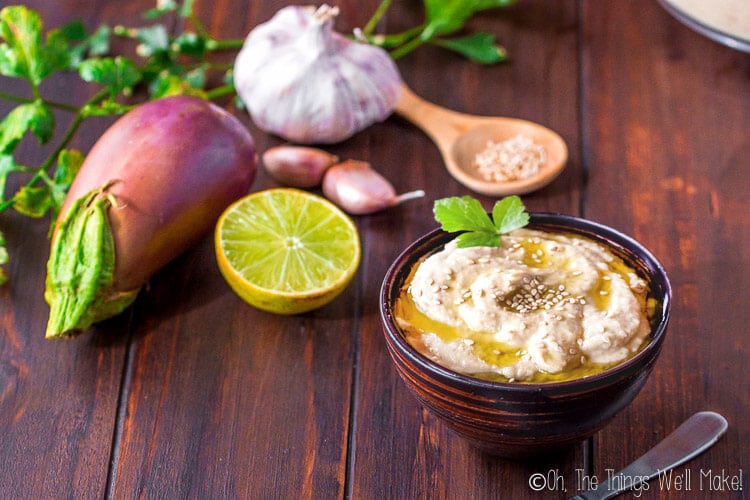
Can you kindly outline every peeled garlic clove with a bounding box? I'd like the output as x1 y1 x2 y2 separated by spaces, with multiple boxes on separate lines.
234 4 402 144
262 145 339 188
322 160 425 215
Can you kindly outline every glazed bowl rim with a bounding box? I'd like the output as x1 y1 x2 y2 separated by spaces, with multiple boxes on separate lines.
379 211 672 393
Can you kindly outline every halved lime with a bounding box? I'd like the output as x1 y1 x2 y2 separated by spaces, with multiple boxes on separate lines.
215 188 361 314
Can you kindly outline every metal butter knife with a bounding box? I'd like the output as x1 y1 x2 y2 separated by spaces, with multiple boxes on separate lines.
570 411 728 500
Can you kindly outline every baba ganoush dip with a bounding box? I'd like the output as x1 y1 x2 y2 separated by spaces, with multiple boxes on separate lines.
394 228 654 383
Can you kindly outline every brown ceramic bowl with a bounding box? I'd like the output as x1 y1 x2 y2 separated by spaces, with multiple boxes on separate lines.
379 213 671 458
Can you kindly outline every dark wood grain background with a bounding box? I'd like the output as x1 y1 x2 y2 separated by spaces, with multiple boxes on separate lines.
1 1 747 498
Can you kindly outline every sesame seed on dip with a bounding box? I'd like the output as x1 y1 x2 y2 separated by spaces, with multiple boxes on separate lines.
395 228 652 383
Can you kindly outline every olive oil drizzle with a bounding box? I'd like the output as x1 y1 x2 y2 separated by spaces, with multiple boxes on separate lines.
395 284 524 367
394 231 653 384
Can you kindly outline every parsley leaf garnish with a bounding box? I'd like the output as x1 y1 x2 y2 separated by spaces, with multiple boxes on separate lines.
433 195 529 248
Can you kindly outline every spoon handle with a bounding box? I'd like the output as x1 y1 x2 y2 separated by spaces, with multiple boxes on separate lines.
570 411 728 500
393 83 467 149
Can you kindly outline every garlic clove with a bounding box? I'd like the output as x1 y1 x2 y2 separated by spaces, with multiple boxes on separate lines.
262 145 339 188
322 160 425 215
234 4 403 144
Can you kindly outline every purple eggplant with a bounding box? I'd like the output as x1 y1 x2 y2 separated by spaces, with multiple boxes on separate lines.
45 96 256 338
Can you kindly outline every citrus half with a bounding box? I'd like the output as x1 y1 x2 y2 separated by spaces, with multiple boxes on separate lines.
215 188 361 314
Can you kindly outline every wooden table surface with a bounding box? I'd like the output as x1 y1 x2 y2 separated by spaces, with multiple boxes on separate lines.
1 1 747 498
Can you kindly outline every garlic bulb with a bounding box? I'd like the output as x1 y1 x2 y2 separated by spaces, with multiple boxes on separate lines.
234 4 402 144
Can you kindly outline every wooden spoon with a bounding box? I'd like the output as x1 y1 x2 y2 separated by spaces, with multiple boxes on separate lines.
394 83 568 196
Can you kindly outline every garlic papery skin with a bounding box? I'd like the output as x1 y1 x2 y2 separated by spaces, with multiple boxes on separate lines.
234 4 403 144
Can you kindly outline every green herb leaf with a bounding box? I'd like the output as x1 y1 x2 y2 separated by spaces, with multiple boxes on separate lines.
65 23 111 66
185 65 207 87
1 104 35 153
422 0 516 41
81 99 133 117
13 184 51 217
59 19 87 42
0 100 54 154
491 194 529 233
432 32 507 65
384 0 514 61
0 6 69 86
135 24 170 57
78 56 141 99
422 0 473 40
53 149 83 187
0 6 44 83
29 100 54 144
173 32 206 57
49 149 84 218
434 195 529 248
434 195 496 233
85 25 112 56
0 153 25 204
39 28 71 77
455 229 501 248
150 72 207 99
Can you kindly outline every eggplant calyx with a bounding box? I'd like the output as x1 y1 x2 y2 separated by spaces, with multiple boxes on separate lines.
44 182 136 339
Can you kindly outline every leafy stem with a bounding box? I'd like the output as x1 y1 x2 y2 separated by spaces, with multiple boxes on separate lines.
205 39 243 51
0 91 79 113
362 0 394 37
363 0 515 64
389 33 428 60
0 90 101 214
204 83 235 100
40 88 112 175
185 9 211 39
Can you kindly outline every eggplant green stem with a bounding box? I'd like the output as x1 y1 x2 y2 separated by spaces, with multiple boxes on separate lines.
45 182 139 338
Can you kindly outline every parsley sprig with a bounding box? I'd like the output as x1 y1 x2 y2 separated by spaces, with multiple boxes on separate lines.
363 0 515 63
0 2 241 284
434 195 529 248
